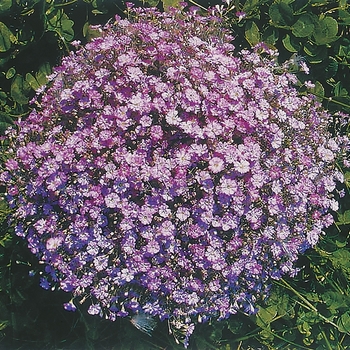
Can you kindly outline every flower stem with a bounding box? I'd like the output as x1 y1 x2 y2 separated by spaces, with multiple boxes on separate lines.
277 279 338 329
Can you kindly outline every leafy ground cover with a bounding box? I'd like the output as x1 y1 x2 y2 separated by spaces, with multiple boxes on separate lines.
0 0 349 349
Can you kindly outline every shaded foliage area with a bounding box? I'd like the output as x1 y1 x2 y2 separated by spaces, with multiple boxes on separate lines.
225 0 350 114
0 0 129 130
0 0 349 349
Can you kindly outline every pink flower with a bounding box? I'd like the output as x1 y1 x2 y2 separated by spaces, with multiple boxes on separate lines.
46 236 63 251
208 157 225 173
104 192 119 208
234 159 250 174
176 207 190 221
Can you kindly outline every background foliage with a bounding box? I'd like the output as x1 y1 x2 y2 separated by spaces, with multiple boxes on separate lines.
228 0 350 115
0 0 349 349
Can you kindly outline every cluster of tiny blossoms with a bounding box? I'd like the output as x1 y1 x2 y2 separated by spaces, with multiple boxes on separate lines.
1 4 347 346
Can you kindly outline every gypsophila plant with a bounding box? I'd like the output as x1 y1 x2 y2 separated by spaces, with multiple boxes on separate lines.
1 3 348 347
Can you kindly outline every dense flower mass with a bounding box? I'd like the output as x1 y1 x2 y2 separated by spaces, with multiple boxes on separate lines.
1 4 348 346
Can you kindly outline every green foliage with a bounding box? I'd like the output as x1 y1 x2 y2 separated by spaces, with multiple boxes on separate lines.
227 218 350 349
224 0 350 113
0 22 16 52
0 111 13 135
0 0 184 125
0 0 13 14
245 20 261 46
10 74 31 105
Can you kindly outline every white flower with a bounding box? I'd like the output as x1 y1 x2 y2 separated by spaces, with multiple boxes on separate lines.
234 159 250 174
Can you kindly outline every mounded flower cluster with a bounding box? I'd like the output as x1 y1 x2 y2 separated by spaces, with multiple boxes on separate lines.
1 4 348 346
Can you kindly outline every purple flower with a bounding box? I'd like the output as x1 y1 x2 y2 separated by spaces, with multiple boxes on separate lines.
46 236 63 251
236 11 246 22
40 277 50 290
88 304 102 316
64 299 77 311
104 192 119 208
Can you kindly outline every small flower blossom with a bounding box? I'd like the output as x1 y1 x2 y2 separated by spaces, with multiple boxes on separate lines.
236 11 246 22
234 159 250 174
88 304 102 316
104 192 120 209
209 157 225 173
304 80 315 89
64 299 77 311
176 207 191 221
46 236 63 251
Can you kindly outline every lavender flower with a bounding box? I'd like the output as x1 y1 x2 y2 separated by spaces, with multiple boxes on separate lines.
1 5 348 347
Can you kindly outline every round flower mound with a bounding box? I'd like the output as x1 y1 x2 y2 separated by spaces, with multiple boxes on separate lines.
1 5 346 345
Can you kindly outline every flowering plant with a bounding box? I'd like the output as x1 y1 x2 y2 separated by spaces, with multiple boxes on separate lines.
1 4 348 347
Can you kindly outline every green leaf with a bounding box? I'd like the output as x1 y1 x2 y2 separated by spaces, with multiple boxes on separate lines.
145 0 159 6
0 321 9 331
255 305 277 328
30 62 51 89
333 248 350 261
337 311 350 334
91 9 106 15
162 0 181 10
25 72 40 91
303 42 327 63
83 22 102 41
323 291 347 310
243 0 261 13
313 16 339 45
303 41 322 56
309 81 325 101
266 286 294 318
262 27 279 46
303 336 314 346
60 16 74 42
0 22 16 52
245 21 261 46
298 320 312 336
339 9 350 25
5 67 16 79
0 91 6 106
292 0 309 13
325 57 338 78
0 197 11 213
258 328 274 342
292 13 315 37
344 171 350 187
45 5 61 23
337 210 350 225
282 34 300 52
337 44 350 58
310 0 330 5
336 238 347 248
10 74 31 105
282 329 297 342
269 2 294 27
0 0 12 14
37 62 51 85
209 324 223 342
227 318 244 334
0 111 13 135
91 0 108 14
330 249 350 275
47 10 74 42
